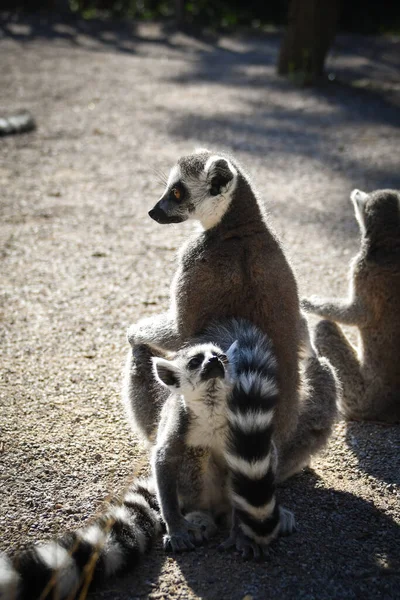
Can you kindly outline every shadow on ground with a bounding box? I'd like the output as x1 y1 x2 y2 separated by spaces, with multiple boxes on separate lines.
345 422 400 486
100 471 400 600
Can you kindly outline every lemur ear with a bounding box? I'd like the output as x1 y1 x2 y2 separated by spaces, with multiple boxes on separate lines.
204 156 237 197
350 189 368 232
350 189 368 205
152 357 180 389
226 340 239 362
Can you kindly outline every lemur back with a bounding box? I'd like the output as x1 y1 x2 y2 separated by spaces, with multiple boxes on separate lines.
126 150 301 447
302 189 400 422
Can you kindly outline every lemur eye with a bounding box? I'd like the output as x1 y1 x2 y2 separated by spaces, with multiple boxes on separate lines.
188 354 204 370
172 187 181 200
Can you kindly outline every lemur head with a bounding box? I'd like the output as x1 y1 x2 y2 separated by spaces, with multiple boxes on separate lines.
351 189 400 258
152 343 232 403
149 150 238 230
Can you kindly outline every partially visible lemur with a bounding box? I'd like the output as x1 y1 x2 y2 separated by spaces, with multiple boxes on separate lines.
302 188 400 423
124 149 340 552
0 318 334 599
151 319 295 559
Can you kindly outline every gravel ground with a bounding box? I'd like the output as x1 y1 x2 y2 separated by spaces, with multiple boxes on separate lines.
0 15 399 600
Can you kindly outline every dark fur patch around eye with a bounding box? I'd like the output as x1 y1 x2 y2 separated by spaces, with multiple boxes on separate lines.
188 354 204 370
156 364 179 387
169 182 186 203
209 159 234 196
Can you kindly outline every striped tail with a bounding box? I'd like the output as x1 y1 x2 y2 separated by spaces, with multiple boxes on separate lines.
224 325 286 551
0 478 162 600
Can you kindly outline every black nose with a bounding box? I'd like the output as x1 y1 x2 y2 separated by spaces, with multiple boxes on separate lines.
201 357 225 381
148 206 167 223
148 206 184 225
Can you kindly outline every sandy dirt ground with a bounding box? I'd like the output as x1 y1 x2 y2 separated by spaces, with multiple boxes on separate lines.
0 15 399 600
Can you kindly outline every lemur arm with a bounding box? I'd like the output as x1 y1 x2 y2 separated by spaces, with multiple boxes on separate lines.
301 296 367 326
127 311 182 351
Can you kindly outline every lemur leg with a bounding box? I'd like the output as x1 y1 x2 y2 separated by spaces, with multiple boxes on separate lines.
123 343 169 444
278 351 340 482
313 319 366 421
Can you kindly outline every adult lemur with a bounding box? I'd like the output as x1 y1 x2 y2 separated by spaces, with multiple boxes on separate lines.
302 189 400 423
124 149 339 547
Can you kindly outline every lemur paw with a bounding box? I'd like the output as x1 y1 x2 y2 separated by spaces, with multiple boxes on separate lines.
164 517 211 552
300 297 320 313
279 507 296 536
219 529 268 561
164 531 195 552
185 511 217 541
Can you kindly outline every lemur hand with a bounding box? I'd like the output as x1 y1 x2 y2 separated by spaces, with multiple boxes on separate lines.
164 517 210 553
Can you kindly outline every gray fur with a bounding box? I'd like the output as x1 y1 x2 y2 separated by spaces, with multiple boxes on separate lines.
152 343 231 552
124 150 339 553
302 189 400 423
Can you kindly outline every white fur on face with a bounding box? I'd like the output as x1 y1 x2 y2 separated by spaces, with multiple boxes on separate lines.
351 189 368 233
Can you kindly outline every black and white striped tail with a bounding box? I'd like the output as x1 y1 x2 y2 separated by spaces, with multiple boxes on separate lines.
224 326 283 546
0 478 162 600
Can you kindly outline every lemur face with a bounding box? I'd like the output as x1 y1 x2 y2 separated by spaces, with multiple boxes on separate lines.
351 189 400 240
152 343 230 400
148 150 238 230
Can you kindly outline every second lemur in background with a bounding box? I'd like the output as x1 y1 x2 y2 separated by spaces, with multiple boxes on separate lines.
302 189 400 423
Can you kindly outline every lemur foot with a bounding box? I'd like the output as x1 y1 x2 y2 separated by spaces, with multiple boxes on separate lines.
185 511 218 540
219 507 296 560
219 528 268 560
164 515 212 552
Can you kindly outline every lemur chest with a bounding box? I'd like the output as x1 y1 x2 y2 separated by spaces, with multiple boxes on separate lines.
186 403 227 457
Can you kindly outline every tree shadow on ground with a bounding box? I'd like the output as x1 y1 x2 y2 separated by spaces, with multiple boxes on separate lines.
0 13 181 55
345 421 400 486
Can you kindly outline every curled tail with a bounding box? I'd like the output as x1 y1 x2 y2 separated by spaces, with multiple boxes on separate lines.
0 479 162 600
224 323 288 549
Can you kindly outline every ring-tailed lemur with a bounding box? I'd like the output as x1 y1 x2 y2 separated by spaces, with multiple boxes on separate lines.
0 319 297 599
151 319 295 558
302 189 400 423
124 149 340 552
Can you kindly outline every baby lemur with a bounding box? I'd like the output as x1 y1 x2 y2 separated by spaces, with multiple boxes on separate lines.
302 189 400 423
124 148 339 552
152 319 295 559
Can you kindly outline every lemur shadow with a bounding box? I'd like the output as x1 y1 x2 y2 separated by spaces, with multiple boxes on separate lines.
154 470 399 600
344 420 400 486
